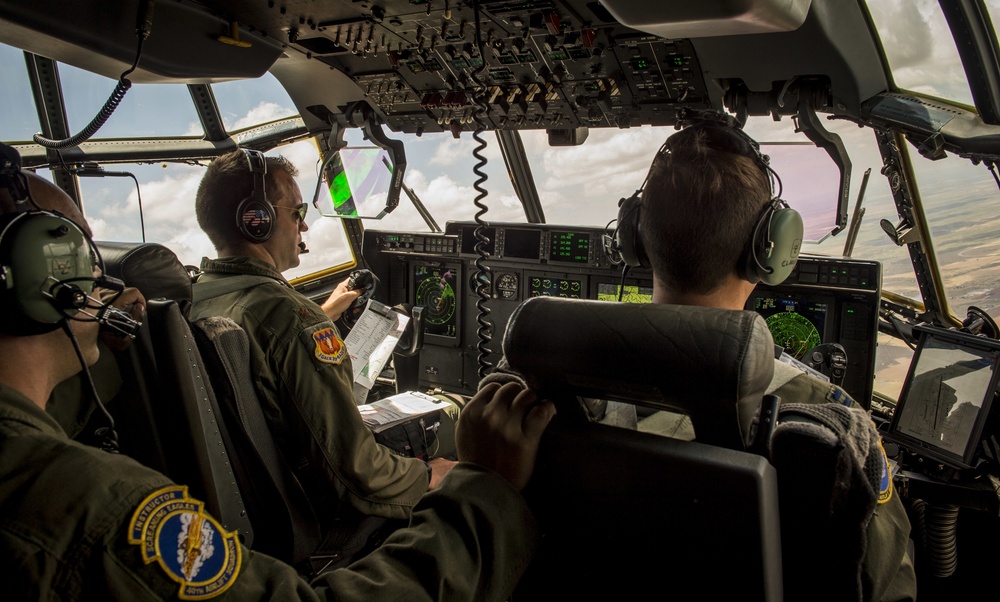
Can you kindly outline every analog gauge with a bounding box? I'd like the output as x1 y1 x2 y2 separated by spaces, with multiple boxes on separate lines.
495 273 519 299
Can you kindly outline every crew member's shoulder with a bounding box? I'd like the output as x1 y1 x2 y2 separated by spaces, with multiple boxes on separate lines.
769 359 854 407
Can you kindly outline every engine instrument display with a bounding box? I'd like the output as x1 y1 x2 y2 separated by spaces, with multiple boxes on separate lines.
528 274 583 298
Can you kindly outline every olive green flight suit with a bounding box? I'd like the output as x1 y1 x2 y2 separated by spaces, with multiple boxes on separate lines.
0 382 537 601
769 361 917 602
189 257 428 523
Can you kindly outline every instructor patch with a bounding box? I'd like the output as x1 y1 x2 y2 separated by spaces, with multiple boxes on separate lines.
129 486 241 599
307 326 347 365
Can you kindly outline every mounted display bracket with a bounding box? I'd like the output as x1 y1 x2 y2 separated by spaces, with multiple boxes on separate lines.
311 101 406 220
793 93 851 237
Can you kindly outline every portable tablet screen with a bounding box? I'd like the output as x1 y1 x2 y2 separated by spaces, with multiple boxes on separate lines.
890 326 1000 467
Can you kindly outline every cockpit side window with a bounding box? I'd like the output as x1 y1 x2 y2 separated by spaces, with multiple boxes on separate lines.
867 0 977 105
212 73 298 133
57 62 202 139
0 43 42 142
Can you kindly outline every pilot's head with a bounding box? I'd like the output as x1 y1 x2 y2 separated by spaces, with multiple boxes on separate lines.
0 167 104 380
637 121 797 307
195 149 307 272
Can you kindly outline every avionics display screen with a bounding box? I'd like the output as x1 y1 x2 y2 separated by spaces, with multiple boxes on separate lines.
888 325 1000 468
527 274 583 298
503 229 542 260
315 147 393 219
549 231 590 263
460 226 496 255
750 293 831 359
412 263 460 340
596 282 653 304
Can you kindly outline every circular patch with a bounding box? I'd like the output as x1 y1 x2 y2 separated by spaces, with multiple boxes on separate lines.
130 486 241 600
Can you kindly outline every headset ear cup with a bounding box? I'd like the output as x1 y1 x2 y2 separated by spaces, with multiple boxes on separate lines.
236 197 274 243
615 192 649 268
236 148 274 243
0 212 95 335
751 203 804 286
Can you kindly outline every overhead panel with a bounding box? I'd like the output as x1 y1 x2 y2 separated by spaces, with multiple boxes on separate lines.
283 0 713 134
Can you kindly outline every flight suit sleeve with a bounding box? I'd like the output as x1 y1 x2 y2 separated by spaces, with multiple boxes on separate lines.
255 301 428 519
106 464 537 602
862 492 917 602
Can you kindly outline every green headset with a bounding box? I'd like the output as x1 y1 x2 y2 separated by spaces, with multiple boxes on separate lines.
0 143 105 336
0 211 101 336
235 148 275 243
614 111 804 286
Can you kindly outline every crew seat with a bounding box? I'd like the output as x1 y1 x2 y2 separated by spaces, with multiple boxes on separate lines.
499 296 783 601
96 241 254 543
97 241 376 573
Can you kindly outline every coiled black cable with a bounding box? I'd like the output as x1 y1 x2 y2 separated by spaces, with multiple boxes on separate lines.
911 499 960 578
470 0 493 378
33 1 153 150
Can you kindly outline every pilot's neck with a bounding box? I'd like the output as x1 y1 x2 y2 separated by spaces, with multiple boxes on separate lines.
0 332 75 410
652 274 755 311
216 243 279 272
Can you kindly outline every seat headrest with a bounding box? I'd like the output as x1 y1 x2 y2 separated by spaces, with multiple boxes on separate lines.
502 297 775 450
97 242 193 304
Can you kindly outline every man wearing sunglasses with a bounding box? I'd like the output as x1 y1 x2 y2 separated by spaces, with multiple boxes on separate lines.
192 149 458 569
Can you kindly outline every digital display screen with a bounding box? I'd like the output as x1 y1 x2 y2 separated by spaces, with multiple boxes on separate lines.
889 326 1000 467
460 226 496 255
750 294 830 359
528 275 583 298
596 282 653 304
549 231 590 263
412 263 460 339
503 229 542 260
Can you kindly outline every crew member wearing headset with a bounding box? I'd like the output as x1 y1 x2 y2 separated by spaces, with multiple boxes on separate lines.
189 150 458 567
485 113 916 601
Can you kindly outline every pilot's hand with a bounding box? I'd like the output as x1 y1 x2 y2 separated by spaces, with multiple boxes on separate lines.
427 457 457 490
455 382 556 491
98 286 146 352
321 278 362 322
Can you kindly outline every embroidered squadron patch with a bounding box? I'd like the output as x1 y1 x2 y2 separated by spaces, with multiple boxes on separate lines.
877 439 894 504
129 486 241 600
311 326 347 365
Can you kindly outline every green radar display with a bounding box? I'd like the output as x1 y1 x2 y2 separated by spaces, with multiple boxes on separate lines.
753 295 828 360
765 312 821 358
414 264 458 338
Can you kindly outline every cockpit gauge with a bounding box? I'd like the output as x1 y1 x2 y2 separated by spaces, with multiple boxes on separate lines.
495 273 519 299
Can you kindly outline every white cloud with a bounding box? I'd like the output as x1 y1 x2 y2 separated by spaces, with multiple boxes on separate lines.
231 101 298 131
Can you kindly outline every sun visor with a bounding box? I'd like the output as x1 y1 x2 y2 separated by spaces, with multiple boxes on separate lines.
600 0 812 38
0 1 283 84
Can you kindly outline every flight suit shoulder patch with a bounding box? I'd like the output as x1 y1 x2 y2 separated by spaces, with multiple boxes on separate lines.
302 324 347 366
128 485 241 600
876 439 894 505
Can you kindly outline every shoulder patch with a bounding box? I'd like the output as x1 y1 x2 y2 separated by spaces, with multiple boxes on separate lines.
129 486 241 600
876 439 894 504
306 326 347 365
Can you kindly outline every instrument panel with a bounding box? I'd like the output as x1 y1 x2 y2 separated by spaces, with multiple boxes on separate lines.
364 222 882 406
